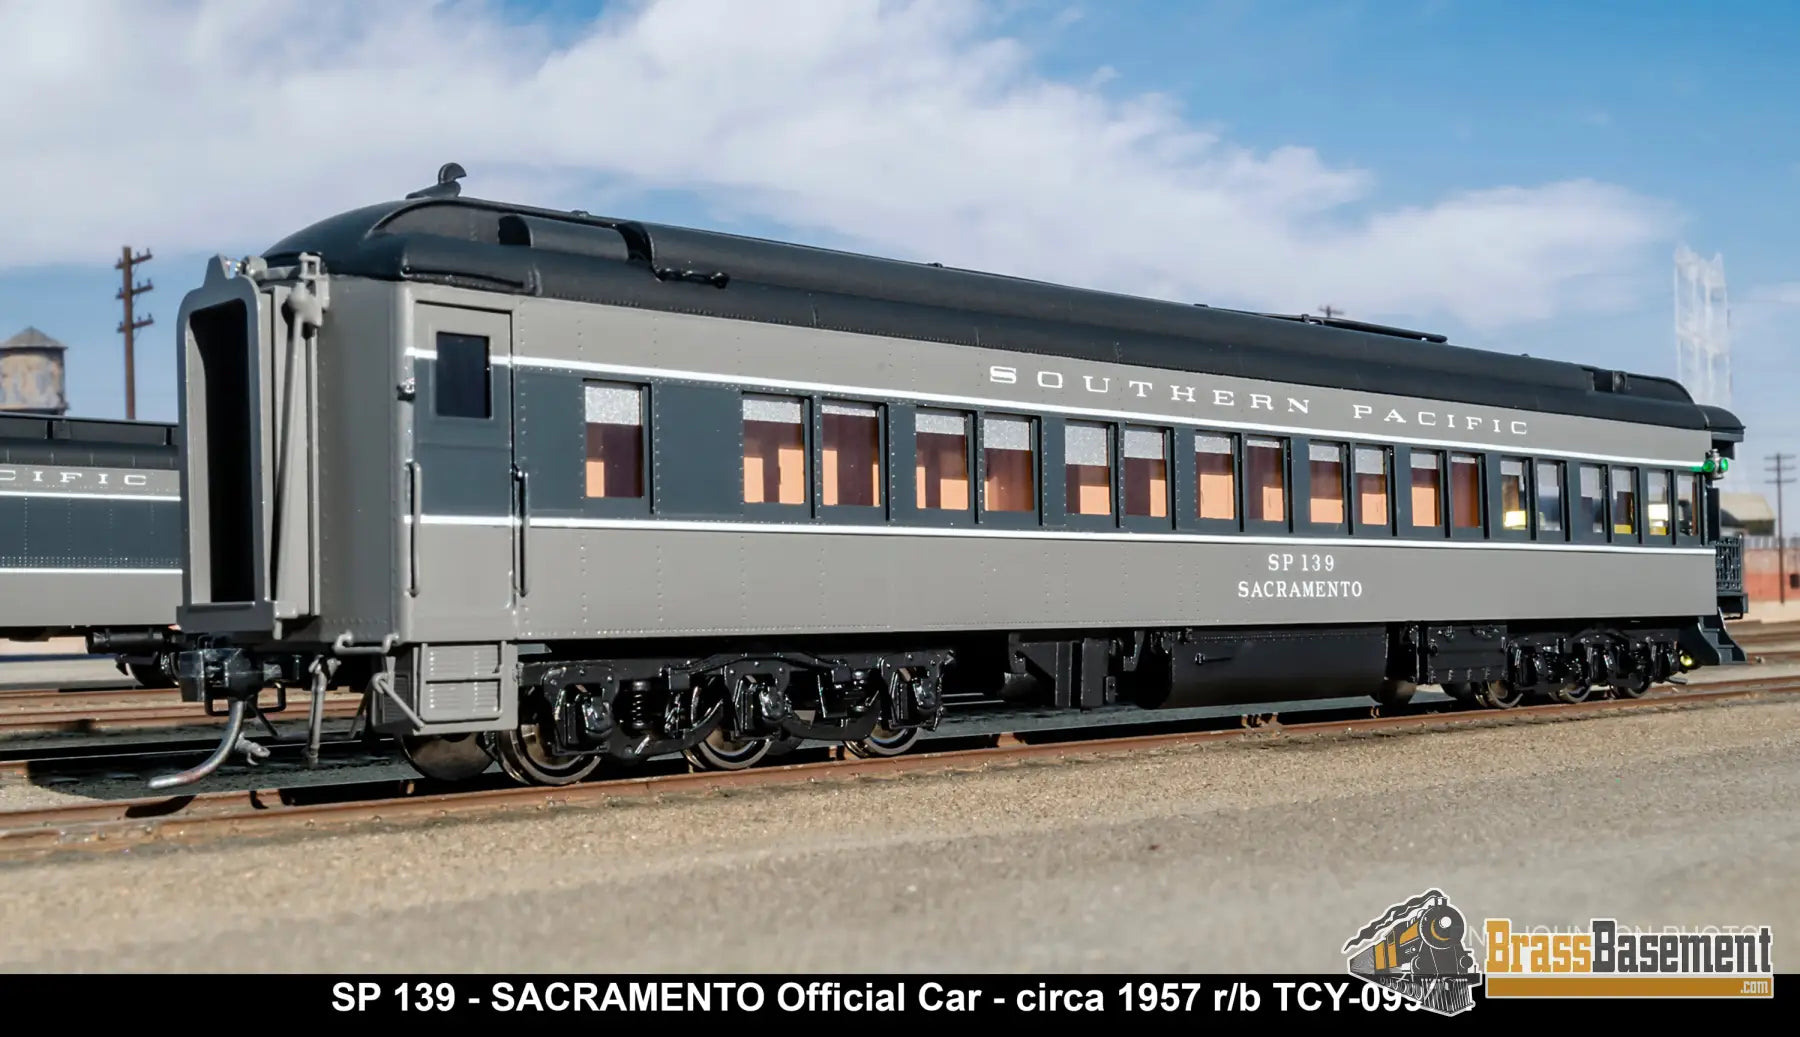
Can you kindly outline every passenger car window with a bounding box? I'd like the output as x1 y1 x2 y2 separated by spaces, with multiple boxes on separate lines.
1500 459 1528 530
1410 452 1443 529
1676 472 1698 536
1450 453 1482 529
1122 426 1169 518
583 382 644 499
1355 447 1389 528
1308 442 1346 524
1535 460 1563 533
1646 470 1671 537
1195 434 1236 521
743 395 807 505
982 414 1035 513
1611 467 1638 535
1579 465 1605 534
915 409 970 510
434 332 491 419
822 400 882 507
1245 437 1287 523
1065 422 1113 517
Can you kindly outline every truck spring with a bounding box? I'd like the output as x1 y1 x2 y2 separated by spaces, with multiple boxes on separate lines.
620 681 653 731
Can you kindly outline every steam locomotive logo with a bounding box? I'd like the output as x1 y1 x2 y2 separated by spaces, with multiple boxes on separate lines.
1343 889 1481 1016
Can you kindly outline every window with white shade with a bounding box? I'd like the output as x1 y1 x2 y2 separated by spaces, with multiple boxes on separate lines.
1647 470 1671 538
1450 453 1482 530
584 381 645 499
1195 434 1236 521
1245 437 1286 523
1065 421 1113 517
743 394 807 505
822 399 881 507
1579 464 1605 534
1535 460 1564 534
1308 442 1346 524
1411 451 1443 529
1354 446 1388 529
1123 426 1168 518
982 414 1035 513
1500 458 1528 531
1676 472 1698 537
915 409 971 511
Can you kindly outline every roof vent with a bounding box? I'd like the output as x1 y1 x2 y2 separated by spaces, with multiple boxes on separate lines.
406 162 466 200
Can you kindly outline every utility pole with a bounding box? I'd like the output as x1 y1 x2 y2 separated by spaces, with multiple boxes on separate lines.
1320 305 1343 319
116 246 153 420
1770 453 1794 605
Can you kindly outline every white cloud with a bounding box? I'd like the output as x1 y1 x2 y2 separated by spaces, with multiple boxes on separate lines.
0 0 1677 330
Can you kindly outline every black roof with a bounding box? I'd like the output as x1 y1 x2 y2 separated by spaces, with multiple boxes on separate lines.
0 414 175 447
263 188 1744 438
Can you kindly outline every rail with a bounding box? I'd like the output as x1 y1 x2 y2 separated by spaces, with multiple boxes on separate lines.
4 675 1797 859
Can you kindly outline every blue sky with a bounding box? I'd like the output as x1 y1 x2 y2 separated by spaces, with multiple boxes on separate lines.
2 0 1795 494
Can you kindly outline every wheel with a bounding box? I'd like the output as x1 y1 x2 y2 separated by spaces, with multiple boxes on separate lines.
1544 682 1591 704
1373 680 1416 707
846 724 923 758
1610 674 1652 699
684 728 773 771
401 733 494 782
1472 680 1524 709
128 661 175 689
1442 681 1479 704
492 721 602 786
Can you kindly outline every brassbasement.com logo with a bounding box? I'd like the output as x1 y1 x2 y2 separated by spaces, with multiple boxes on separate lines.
1343 889 1481 1016
1484 918 1774 998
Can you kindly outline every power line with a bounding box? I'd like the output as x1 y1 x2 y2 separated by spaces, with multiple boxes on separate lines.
1770 453 1794 605
115 246 153 420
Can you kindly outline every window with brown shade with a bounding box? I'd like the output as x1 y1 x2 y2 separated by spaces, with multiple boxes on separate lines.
1676 472 1698 536
1354 447 1388 529
743 395 807 505
1195 434 1236 521
1410 452 1443 528
1245 437 1286 523
822 400 881 507
1500 459 1527 531
915 409 970 511
584 382 645 499
1065 421 1113 517
1123 427 1169 518
1646 470 1670 537
1450 453 1482 529
981 414 1035 513
1611 466 1638 535
1308 442 1346 524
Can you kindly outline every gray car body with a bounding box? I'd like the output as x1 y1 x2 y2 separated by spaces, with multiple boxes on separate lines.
170 194 1740 736
0 417 180 640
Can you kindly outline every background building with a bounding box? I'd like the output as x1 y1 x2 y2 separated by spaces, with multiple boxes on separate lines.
0 327 69 415
1720 492 1775 536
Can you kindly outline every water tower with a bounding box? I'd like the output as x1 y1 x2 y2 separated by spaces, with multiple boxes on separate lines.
0 327 69 415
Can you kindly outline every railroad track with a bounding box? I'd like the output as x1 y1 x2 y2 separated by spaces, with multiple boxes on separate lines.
1728 618 1800 643
3 673 1795 861
0 693 361 737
